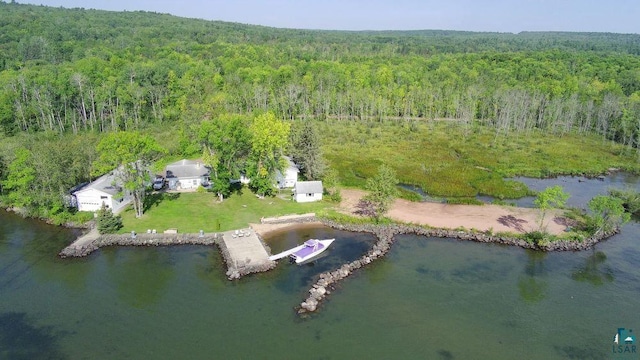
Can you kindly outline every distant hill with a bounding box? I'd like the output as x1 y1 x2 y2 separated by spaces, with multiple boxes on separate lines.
1 2 639 68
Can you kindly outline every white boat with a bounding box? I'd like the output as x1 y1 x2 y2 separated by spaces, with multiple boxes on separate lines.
268 239 335 264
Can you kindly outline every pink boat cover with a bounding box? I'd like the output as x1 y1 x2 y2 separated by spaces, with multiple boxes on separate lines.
293 241 324 258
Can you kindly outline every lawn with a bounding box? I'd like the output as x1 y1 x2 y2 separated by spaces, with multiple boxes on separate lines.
119 189 333 234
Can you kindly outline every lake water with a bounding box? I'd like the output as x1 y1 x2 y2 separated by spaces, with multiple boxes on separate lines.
1 175 639 359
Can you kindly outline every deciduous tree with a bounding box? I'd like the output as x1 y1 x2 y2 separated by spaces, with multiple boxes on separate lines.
94 131 165 218
587 195 630 235
534 185 569 231
357 164 398 221
247 112 290 196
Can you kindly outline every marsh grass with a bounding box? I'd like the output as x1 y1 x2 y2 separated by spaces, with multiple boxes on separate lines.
322 120 640 199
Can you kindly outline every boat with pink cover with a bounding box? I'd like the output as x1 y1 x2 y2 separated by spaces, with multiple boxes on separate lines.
268 239 335 264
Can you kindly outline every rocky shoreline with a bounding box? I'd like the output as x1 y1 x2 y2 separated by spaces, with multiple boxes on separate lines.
56 214 619 315
58 231 275 280
297 220 619 314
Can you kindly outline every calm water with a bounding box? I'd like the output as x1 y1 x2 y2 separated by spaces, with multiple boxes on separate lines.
1 175 640 359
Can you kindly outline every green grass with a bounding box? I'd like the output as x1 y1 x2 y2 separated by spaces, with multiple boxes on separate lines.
322 120 640 199
119 189 333 234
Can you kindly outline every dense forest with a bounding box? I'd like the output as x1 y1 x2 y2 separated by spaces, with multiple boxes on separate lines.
1 2 639 222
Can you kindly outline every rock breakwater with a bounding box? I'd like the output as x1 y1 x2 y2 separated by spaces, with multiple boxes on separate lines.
298 220 619 314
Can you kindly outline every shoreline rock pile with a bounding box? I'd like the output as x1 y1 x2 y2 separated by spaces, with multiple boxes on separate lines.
59 233 220 258
298 219 619 314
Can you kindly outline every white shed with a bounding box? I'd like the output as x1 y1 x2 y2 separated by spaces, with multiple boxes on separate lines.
293 181 323 203
275 156 299 189
73 172 131 213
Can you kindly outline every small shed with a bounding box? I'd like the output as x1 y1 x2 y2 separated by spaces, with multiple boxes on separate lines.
293 181 323 203
72 172 131 213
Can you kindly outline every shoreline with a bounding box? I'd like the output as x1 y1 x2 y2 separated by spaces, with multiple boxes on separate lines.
295 219 619 314
249 221 325 238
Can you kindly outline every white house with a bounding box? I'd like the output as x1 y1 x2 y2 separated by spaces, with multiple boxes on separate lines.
72 172 131 213
293 181 323 203
165 159 210 190
275 156 299 189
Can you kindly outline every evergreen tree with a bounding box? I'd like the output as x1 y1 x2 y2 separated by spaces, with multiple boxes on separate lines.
290 121 325 180
96 203 123 234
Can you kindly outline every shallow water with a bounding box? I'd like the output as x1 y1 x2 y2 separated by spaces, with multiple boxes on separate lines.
1 175 639 359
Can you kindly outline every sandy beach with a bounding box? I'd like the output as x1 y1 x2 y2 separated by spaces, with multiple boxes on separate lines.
340 189 567 235
250 221 325 237
251 189 567 238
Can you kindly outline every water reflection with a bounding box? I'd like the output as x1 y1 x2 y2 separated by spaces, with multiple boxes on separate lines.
0 312 66 360
571 250 614 286
518 250 548 303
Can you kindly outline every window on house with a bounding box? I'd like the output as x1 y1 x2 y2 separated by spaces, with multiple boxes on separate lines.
100 196 108 199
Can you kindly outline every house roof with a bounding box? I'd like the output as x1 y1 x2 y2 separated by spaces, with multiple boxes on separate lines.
73 172 122 196
284 156 299 173
294 180 323 194
165 159 210 179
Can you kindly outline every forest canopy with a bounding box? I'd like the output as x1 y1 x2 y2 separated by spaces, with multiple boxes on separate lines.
0 2 639 221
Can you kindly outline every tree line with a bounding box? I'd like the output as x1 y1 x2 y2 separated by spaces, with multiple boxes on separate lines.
1 2 640 222
1 4 639 153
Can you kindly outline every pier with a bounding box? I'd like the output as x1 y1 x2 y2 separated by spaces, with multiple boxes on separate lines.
218 228 276 279
59 227 276 280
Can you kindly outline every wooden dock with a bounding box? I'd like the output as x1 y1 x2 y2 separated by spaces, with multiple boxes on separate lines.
218 228 276 279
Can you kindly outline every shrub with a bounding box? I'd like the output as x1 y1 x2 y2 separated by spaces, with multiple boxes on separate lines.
96 204 123 234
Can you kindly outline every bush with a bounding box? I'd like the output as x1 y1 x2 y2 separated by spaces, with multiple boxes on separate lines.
524 231 546 245
96 205 123 234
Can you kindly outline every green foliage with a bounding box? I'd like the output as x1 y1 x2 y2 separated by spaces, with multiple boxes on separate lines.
247 112 290 196
289 121 325 180
608 188 640 215
95 131 166 218
96 204 123 234
534 185 570 210
323 121 639 199
361 164 399 220
587 195 631 235
322 168 342 202
2 3 640 224
534 185 570 232
1 148 35 209
524 231 547 245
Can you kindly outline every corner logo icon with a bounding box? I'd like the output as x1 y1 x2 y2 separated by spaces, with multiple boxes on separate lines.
613 328 637 355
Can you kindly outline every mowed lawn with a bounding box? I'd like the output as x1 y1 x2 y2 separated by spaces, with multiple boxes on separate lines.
119 189 333 234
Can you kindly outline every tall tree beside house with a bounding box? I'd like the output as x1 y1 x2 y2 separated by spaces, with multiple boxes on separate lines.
289 120 325 180
247 112 290 197
94 131 165 218
198 114 252 201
